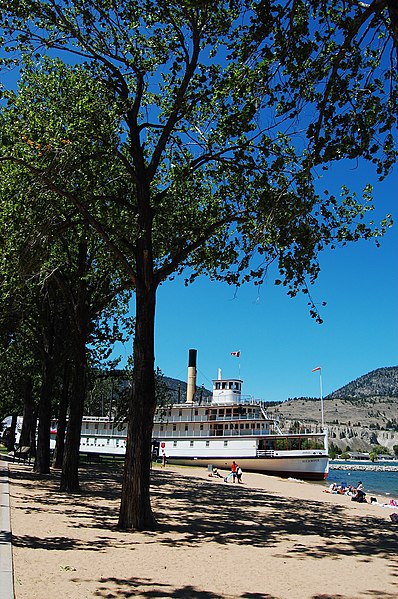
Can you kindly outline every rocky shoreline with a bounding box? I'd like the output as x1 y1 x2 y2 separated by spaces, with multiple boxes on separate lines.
330 463 398 472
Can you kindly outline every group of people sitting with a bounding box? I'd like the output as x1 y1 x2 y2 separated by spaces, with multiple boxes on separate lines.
325 480 367 502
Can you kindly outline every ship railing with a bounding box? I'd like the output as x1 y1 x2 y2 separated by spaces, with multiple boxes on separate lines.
257 450 275 458
153 429 269 438
196 395 265 406
81 429 127 437
154 413 266 424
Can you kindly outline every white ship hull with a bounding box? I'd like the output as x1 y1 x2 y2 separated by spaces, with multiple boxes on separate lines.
168 455 329 480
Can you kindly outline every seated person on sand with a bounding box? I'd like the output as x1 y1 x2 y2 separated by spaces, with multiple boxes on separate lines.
212 467 223 478
351 482 367 503
325 482 338 494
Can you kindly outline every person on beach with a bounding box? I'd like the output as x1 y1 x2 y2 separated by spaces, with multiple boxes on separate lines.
236 465 243 483
212 467 223 478
352 481 367 503
224 461 238 483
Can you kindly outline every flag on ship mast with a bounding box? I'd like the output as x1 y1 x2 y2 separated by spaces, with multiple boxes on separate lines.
231 351 240 358
311 366 321 372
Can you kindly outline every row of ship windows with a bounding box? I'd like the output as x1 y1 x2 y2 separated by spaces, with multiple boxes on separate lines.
168 440 225 447
159 422 263 431
81 439 125 446
158 407 257 417
80 439 226 448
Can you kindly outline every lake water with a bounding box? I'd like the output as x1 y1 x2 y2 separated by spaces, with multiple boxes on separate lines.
326 461 398 500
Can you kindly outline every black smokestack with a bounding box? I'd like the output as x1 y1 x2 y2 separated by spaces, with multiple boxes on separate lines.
186 349 197 403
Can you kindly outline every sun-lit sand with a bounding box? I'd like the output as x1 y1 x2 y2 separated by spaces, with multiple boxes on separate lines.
8 460 398 599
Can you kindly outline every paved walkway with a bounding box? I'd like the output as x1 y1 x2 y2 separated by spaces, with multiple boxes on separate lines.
0 458 14 599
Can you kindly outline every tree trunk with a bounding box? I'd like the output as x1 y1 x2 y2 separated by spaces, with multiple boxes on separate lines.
60 341 86 491
53 362 71 469
30 410 37 458
19 376 34 448
34 354 55 473
118 283 157 530
60 239 89 492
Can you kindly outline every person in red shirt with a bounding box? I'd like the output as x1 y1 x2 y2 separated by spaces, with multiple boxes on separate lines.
224 460 238 483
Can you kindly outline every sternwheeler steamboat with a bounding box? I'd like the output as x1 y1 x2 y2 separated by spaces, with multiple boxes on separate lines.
60 350 329 480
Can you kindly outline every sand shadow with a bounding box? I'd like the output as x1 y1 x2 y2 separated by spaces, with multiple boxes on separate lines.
8 464 398 564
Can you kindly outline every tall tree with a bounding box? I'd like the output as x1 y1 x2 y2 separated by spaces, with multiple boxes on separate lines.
0 106 132 484
0 1 396 529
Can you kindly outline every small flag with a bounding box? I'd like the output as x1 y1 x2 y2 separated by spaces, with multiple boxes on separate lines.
231 351 241 358
311 366 321 372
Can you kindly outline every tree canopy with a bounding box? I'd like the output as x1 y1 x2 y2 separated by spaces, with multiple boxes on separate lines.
0 0 396 529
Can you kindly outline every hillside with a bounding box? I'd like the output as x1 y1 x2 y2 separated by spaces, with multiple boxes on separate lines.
272 366 398 452
327 366 398 399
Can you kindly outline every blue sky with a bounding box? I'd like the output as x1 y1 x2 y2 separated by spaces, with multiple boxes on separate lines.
115 159 398 402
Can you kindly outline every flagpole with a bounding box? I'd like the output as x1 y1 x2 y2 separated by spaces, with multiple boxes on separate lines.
312 366 324 429
319 369 324 428
231 351 241 379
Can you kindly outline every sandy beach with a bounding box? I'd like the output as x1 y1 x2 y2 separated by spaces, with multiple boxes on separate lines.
7 460 398 599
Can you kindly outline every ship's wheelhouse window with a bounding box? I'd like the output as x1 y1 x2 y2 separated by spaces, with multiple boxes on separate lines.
190 440 194 447
215 382 221 390
173 440 177 447
222 382 227 389
224 440 228 447
229 382 233 389
206 440 210 447
173 424 176 431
